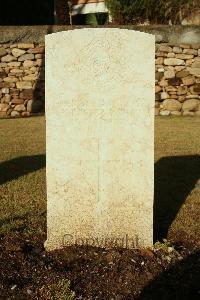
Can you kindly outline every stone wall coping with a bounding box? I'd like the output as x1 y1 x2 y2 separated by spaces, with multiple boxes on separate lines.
0 25 199 44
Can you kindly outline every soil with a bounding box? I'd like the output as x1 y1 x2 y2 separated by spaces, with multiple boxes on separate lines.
0 225 199 300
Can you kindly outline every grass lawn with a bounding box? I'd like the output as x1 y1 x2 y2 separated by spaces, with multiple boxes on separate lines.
0 116 199 299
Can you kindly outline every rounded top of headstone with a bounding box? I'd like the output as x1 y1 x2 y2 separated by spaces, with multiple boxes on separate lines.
45 28 155 43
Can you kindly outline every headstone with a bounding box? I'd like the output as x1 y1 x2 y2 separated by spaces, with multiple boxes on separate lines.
45 28 155 251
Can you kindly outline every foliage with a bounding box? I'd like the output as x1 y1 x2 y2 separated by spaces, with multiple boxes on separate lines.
51 279 75 300
105 0 198 24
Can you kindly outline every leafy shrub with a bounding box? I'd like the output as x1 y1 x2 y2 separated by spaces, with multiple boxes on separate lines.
105 0 198 24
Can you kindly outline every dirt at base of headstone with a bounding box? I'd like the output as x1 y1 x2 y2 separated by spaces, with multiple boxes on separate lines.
0 228 199 300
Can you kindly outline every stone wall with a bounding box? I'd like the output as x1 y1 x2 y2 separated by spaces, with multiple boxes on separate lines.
0 33 200 118
0 43 44 118
155 43 200 116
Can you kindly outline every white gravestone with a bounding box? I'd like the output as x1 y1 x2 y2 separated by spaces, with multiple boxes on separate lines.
45 28 155 251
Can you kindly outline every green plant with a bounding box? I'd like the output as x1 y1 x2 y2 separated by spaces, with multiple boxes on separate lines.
51 279 75 300
154 241 172 250
105 0 197 24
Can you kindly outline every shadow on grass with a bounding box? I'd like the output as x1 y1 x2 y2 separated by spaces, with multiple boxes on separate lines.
154 155 200 242
0 155 45 185
138 250 200 300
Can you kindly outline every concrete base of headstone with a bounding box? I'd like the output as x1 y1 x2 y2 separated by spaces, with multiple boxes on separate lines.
45 28 155 251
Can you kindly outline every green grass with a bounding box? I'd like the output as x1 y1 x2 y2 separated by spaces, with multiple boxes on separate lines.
0 116 199 242
0 117 46 235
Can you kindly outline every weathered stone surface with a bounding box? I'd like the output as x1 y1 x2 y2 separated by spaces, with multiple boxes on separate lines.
177 86 187 95
0 48 7 57
191 44 200 49
176 69 189 78
16 81 32 89
159 79 168 87
22 74 37 81
30 66 37 73
20 89 34 99
27 47 45 54
7 61 21 67
161 92 169 99
176 54 194 60
160 110 170 116
156 57 164 65
156 52 167 57
1 87 9 93
3 77 18 83
0 62 7 67
11 110 20 117
162 99 182 111
175 66 185 72
0 103 9 111
182 76 195 86
17 43 34 49
3 94 11 104
180 44 191 49
10 88 19 95
11 48 26 58
155 85 162 93
186 59 194 66
169 94 178 99
10 44 17 48
183 49 198 55
11 98 24 104
14 104 26 112
45 29 155 251
173 47 182 54
166 86 177 92
0 82 15 88
1 55 17 62
183 111 194 116
191 84 200 94
167 52 175 58
0 111 8 118
23 60 34 68
27 100 43 113
158 68 165 72
159 45 172 52
10 68 23 74
182 99 200 111
188 67 200 77
155 72 164 81
178 95 186 102
35 54 44 59
164 58 185 66
18 54 34 61
171 111 182 116
21 111 30 117
35 59 43 66
164 70 175 79
186 94 199 99
192 61 200 68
